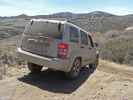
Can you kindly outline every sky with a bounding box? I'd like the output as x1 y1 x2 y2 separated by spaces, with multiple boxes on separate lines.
0 0 133 16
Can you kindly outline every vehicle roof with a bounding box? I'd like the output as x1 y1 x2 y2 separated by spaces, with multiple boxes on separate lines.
31 19 92 36
31 19 67 24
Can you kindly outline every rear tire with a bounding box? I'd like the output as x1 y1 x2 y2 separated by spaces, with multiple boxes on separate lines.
89 63 97 70
89 54 99 70
28 62 43 73
65 58 81 79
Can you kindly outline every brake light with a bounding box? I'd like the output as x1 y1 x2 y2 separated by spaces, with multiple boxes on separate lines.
57 42 69 59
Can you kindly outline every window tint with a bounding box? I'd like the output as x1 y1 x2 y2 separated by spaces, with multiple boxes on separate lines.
69 26 79 43
80 30 88 45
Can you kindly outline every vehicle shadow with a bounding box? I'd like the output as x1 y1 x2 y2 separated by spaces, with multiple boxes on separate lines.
18 66 96 94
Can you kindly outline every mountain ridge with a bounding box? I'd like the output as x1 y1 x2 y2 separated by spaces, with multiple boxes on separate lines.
0 11 126 18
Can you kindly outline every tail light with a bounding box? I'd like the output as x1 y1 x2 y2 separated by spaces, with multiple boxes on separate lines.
57 42 69 59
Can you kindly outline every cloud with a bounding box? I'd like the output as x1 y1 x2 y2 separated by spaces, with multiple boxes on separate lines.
0 0 47 16
0 0 12 6
0 0 45 10
101 7 133 15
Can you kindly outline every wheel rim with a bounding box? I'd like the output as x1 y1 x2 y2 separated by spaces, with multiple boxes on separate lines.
72 59 81 77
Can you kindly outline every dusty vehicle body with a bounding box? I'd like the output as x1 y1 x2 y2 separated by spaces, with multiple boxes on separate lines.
17 19 99 79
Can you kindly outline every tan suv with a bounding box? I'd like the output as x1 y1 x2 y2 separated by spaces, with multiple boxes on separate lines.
17 19 99 79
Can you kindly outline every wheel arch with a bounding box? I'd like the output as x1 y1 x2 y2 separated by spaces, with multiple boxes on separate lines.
67 56 82 72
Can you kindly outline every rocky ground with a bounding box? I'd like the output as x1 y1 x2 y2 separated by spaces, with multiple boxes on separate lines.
0 60 133 100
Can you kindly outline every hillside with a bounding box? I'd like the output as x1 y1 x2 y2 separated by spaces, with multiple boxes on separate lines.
0 11 133 66
0 11 133 36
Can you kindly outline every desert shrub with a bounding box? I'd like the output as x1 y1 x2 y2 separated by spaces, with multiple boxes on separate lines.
124 47 133 65
0 53 19 65
104 30 123 38
101 38 133 65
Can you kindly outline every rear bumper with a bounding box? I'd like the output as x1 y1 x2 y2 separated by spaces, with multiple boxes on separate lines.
17 48 69 72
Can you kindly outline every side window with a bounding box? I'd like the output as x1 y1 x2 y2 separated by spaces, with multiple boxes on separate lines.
88 35 94 47
80 30 88 45
69 26 79 43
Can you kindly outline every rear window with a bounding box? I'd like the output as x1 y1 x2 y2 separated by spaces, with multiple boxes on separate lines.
24 21 64 39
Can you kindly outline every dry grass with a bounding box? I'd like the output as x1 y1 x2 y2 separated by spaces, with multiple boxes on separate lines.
98 59 133 78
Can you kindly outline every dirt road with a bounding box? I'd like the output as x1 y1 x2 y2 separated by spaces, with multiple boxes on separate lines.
0 60 133 100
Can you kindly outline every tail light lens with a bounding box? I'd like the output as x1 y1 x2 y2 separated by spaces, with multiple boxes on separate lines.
57 42 69 59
